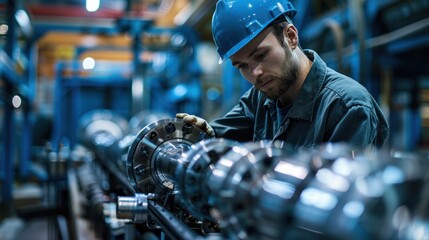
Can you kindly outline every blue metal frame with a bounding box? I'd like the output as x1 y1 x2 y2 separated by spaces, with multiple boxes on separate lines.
1 0 18 205
1 95 15 204
1 0 35 206
221 59 251 115
52 61 132 149
38 17 204 149
19 35 37 179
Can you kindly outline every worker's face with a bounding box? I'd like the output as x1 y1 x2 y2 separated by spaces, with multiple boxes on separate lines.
230 27 299 100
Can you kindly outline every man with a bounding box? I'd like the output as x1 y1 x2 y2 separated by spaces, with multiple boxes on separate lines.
177 0 389 150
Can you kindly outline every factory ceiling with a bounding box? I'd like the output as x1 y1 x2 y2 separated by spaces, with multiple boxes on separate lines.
9 0 215 79
23 0 215 38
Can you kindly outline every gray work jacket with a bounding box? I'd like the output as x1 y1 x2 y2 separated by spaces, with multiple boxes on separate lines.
210 50 389 150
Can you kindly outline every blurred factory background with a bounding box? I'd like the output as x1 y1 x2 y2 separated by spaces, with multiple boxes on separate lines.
1 0 429 239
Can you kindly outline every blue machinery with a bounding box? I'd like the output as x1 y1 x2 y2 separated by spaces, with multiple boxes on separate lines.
0 0 35 208
50 22 204 149
1 0 205 206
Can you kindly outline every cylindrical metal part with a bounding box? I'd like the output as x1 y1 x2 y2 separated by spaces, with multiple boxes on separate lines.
79 109 129 148
207 141 295 239
78 109 135 193
117 194 149 223
152 141 192 187
176 138 239 220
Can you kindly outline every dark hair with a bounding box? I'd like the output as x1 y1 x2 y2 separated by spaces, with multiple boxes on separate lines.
271 21 289 46
269 16 301 49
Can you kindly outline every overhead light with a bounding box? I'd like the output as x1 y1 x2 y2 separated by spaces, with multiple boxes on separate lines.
83 57 96 70
12 95 22 108
86 0 100 12
0 24 8 35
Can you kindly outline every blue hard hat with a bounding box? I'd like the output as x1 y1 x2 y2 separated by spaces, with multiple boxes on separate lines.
212 0 296 63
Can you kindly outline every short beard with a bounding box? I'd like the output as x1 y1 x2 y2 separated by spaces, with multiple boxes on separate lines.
263 47 299 100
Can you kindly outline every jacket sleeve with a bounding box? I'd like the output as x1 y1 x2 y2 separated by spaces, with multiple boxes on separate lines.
210 89 257 142
328 104 388 149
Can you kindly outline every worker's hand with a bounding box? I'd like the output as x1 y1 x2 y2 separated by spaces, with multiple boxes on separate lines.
176 113 215 137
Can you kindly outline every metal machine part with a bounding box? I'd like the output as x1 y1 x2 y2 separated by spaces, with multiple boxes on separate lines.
78 110 196 238
230 143 369 239
124 125 296 222
175 138 239 220
79 109 129 148
116 193 154 223
126 118 213 195
128 110 171 134
78 109 134 193
78 113 428 239
214 144 429 239
147 201 206 240
206 141 296 239
78 110 174 194
121 124 429 240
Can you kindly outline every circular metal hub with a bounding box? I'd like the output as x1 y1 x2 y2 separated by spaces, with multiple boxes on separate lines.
127 118 211 194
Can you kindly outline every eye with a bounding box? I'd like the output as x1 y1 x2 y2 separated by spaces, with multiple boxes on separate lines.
255 51 267 61
237 63 249 71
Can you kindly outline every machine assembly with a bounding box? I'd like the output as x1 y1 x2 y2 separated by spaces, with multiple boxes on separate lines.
76 109 429 240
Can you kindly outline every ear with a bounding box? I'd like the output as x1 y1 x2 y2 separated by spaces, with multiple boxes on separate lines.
283 24 299 49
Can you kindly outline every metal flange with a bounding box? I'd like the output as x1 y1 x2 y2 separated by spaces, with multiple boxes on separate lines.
126 118 211 194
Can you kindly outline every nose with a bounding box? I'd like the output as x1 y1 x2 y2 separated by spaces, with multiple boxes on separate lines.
251 63 263 78
241 63 263 83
